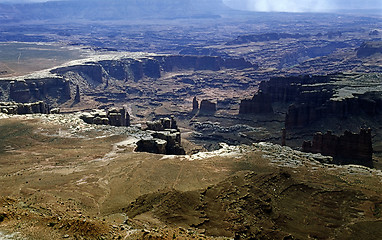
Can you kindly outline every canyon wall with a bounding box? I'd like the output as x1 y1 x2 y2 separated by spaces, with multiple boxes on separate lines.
240 74 382 129
0 78 70 105
0 54 255 106
302 129 373 167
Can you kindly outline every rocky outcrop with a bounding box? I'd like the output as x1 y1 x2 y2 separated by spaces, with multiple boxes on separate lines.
357 41 382 58
74 85 80 103
285 93 382 128
240 75 332 116
0 101 50 114
302 129 373 167
80 107 130 127
0 78 71 105
241 74 382 129
146 116 179 131
285 103 321 129
136 117 185 155
199 100 216 114
192 96 199 112
136 138 167 154
258 75 332 104
239 92 273 114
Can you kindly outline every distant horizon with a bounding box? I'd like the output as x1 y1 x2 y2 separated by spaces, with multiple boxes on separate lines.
0 0 381 14
223 0 382 13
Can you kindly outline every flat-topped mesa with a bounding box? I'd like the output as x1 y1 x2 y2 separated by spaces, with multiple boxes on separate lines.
47 55 255 99
258 75 332 104
286 93 382 129
241 74 382 128
357 41 382 58
137 117 185 155
80 107 130 127
0 78 71 105
239 91 273 114
239 75 332 115
302 129 373 167
0 101 50 114
199 100 217 114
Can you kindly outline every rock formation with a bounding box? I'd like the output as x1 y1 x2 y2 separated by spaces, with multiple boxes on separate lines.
239 91 273 114
0 101 50 114
192 96 199 112
241 74 382 129
281 128 286 146
0 78 71 105
285 93 382 129
136 138 167 154
199 100 216 114
239 75 332 116
302 129 373 167
136 117 185 155
357 41 382 58
80 107 130 127
146 117 179 131
74 85 81 103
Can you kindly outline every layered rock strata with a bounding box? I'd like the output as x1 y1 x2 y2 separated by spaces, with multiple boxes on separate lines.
199 100 217 114
0 78 70 104
239 92 273 114
0 101 50 114
136 117 185 155
302 129 373 167
80 107 130 127
240 74 382 128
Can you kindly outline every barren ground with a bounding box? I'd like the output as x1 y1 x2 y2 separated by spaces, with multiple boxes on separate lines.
0 114 382 239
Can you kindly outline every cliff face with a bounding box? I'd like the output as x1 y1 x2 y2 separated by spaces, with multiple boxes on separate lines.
302 129 373 167
357 41 382 58
240 75 332 116
239 92 273 114
0 54 254 106
240 74 382 128
285 94 382 129
199 100 217 114
0 101 50 114
0 78 70 105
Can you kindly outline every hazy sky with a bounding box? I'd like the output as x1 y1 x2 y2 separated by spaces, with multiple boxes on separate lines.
0 0 381 13
223 0 382 12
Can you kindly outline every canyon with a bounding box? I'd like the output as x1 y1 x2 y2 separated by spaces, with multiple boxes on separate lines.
0 1 381 239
